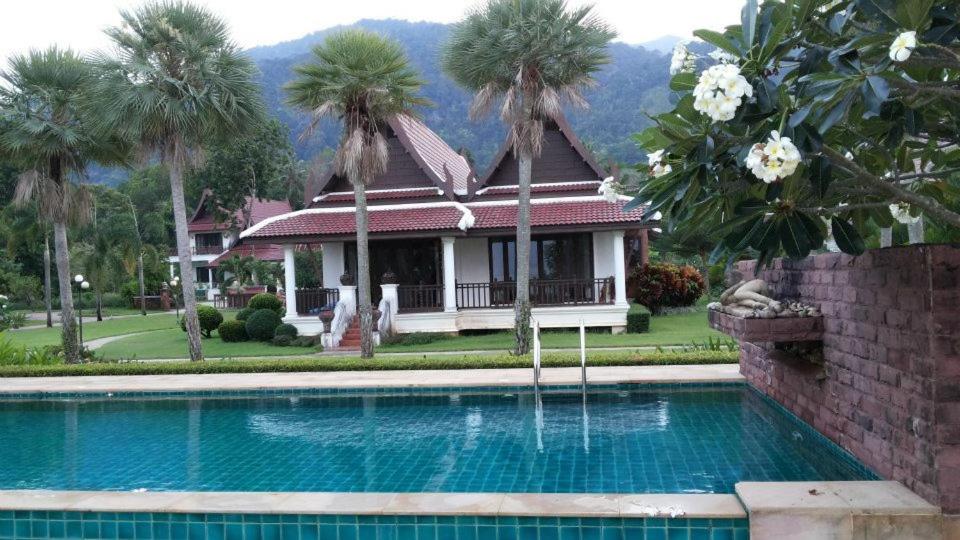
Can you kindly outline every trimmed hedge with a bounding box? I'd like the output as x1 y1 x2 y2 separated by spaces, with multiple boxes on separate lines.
0 350 738 377
217 320 248 342
178 306 224 337
274 323 298 339
245 309 282 341
247 293 283 316
626 304 651 333
236 307 255 321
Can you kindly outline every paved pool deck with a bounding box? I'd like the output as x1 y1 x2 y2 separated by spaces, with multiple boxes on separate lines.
0 364 743 395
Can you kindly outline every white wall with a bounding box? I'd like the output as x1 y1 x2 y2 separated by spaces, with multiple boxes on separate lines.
321 242 345 288
454 237 490 308
593 231 617 280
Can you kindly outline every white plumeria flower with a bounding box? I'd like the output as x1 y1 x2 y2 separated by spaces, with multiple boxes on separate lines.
745 131 802 183
889 202 921 224
889 31 917 62
708 48 739 64
669 42 696 75
598 176 622 203
693 64 751 122
647 149 673 177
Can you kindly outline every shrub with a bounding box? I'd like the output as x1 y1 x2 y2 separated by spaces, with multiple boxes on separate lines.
236 307 255 321
245 309 282 341
179 305 224 337
247 293 283 316
275 323 298 338
630 263 705 314
271 335 293 347
217 320 248 342
626 304 651 333
290 336 320 348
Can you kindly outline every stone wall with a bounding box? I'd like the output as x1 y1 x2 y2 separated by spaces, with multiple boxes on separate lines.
736 245 959 514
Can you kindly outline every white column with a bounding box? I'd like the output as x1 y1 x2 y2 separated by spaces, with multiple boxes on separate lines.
908 217 925 245
880 228 893 247
442 237 457 313
612 230 628 306
380 283 399 319
283 244 297 319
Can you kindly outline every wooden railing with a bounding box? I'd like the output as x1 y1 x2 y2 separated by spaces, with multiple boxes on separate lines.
214 291 257 309
456 278 615 309
398 284 444 313
296 288 340 315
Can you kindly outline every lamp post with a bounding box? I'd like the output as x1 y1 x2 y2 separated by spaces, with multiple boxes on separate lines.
74 275 89 349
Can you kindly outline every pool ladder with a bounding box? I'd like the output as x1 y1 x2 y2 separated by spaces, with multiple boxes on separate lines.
531 319 588 392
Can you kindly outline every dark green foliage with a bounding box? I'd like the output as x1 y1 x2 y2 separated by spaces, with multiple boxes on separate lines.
626 304 651 333
236 307 255 321
247 293 283 316
245 309 282 341
217 320 248 342
274 323 298 338
631 263 705 314
0 349 738 377
271 335 293 347
290 336 320 348
179 305 223 338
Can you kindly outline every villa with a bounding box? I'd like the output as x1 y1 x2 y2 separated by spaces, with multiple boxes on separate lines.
171 193 292 300
238 114 652 338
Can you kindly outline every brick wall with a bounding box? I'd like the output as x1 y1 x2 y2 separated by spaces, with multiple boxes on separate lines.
736 245 960 514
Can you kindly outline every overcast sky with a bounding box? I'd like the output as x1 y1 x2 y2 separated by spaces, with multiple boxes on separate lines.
0 0 743 63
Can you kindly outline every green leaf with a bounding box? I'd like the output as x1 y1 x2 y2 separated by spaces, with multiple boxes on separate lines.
779 215 811 258
741 0 759 48
809 156 832 199
669 72 697 92
693 29 741 56
830 216 866 255
896 0 934 30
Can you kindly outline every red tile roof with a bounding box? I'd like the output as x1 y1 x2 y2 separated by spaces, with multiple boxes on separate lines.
243 198 644 240
391 115 474 195
188 196 292 233
317 187 441 203
210 243 286 266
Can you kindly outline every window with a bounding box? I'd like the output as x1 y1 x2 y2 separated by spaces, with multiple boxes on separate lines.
195 266 216 285
195 233 222 249
488 234 592 281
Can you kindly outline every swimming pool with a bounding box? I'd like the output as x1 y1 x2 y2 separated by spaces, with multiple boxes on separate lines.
0 384 873 494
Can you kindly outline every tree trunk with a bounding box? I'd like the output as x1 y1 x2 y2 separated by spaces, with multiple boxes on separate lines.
137 251 146 316
95 292 103 322
168 157 204 361
354 182 374 358
43 234 53 328
53 221 80 364
514 150 533 355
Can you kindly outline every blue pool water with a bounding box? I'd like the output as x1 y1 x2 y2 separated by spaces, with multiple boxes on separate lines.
0 384 872 494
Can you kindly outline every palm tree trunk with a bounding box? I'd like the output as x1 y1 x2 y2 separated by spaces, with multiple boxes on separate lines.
52 221 80 364
96 292 103 322
354 182 374 358
43 234 53 328
137 251 146 316
168 157 204 361
514 150 533 355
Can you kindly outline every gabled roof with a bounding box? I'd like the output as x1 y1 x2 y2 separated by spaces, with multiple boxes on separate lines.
307 114 475 204
209 243 285 267
188 193 292 233
474 113 607 196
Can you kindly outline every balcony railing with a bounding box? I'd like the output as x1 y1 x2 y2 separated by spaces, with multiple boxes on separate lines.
456 278 614 309
295 288 340 315
168 245 224 256
398 284 444 313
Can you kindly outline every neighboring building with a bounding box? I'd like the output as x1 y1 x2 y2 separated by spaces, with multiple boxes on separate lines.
170 194 292 299
239 114 652 341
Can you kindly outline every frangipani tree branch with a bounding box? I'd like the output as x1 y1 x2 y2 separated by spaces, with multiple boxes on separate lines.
821 146 960 228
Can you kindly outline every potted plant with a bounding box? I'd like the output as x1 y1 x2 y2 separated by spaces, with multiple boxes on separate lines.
339 273 355 286
319 307 335 333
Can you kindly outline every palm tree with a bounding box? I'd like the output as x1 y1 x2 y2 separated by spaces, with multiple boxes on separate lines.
91 1 264 361
2 204 53 326
443 0 614 354
0 47 107 363
286 30 427 358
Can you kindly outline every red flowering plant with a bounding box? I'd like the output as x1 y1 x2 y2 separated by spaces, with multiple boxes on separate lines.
630 263 705 314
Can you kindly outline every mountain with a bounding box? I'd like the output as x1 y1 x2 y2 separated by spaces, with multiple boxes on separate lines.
638 35 685 54
251 19 674 173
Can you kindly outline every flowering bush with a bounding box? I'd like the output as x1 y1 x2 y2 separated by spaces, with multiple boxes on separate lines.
630 263 705 315
631 0 960 265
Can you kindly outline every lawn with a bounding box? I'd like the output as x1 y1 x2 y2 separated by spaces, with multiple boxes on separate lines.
96 328 316 360
3 313 182 348
377 310 723 352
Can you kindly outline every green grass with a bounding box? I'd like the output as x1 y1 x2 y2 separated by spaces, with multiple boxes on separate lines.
97 329 316 360
3 314 182 347
377 310 722 352
0 349 738 377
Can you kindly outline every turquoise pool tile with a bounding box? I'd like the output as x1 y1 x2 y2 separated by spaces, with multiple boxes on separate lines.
559 527 580 540
436 524 456 540
82 520 99 538
476 525 497 539
338 523 358 540
117 521 135 539
319 524 338 539
498 525 517 540
358 524 377 540
709 530 732 540
0 520 12 538
667 529 690 540
580 527 601 540
690 528 710 540
376 524 396 540
415 523 436 540
50 520 67 539
31 520 49 538
646 529 667 540
733 529 749 540
396 524 416 540
539 526 559 540
519 525 539 540
225 523 244 540
282 523 300 539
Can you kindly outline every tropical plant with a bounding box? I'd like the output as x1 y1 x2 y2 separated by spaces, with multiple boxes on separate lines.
217 255 255 287
2 203 53 325
80 232 120 321
632 0 960 269
286 29 427 358
178 305 223 338
91 1 264 360
630 263 705 314
443 0 615 354
0 48 119 363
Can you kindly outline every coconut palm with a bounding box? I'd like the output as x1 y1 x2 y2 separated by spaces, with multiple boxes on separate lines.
286 30 427 358
90 1 264 361
0 47 109 363
443 0 614 354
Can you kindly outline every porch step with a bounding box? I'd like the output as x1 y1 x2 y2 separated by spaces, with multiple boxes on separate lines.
333 317 362 351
